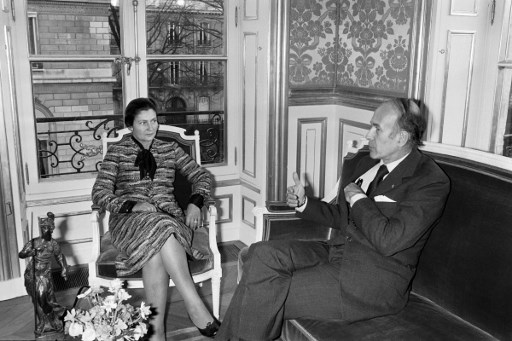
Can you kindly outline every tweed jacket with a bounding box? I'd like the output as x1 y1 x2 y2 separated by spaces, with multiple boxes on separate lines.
92 136 211 217
297 148 450 322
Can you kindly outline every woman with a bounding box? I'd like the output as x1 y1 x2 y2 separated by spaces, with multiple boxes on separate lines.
92 98 219 340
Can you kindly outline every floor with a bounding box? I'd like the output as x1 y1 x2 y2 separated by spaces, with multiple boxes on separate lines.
0 241 245 341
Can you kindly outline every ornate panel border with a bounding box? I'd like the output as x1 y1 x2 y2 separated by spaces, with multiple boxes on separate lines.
214 194 233 224
244 0 259 20
242 196 256 228
296 118 327 198
242 32 259 178
337 119 371 180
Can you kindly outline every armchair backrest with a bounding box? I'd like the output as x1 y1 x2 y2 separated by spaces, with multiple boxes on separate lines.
101 125 201 212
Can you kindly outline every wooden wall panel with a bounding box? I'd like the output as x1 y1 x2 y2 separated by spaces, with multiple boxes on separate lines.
296 118 326 198
242 33 258 178
450 0 478 15
242 196 256 228
244 0 258 19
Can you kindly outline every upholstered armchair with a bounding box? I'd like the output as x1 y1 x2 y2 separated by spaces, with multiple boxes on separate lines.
88 125 222 318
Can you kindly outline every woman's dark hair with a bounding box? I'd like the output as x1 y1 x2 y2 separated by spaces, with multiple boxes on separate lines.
124 97 158 127
388 97 426 147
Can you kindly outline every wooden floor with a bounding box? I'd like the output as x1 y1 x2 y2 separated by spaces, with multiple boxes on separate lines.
0 241 245 341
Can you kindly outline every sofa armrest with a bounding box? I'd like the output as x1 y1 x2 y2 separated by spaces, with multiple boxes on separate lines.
253 203 332 243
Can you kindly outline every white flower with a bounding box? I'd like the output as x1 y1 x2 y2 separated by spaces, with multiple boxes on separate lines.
133 323 147 340
64 308 77 323
118 288 131 301
82 327 97 341
68 321 83 337
115 318 128 334
64 280 151 341
139 302 151 319
109 278 123 292
103 295 118 310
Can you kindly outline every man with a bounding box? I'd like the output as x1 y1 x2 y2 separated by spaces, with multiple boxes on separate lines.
216 98 450 341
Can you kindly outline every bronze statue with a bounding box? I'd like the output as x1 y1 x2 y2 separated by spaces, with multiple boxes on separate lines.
19 212 68 337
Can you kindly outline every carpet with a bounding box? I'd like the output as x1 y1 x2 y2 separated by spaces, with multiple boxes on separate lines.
166 326 211 340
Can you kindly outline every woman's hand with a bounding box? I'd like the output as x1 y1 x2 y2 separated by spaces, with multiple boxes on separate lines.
132 202 157 212
186 203 202 229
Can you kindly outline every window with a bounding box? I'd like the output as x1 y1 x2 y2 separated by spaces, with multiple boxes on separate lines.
199 61 209 84
170 61 180 84
146 1 226 165
167 22 181 45
26 1 123 179
27 12 42 69
198 22 210 46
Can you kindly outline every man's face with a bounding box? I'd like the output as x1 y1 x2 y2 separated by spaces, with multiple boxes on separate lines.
366 102 405 164
131 109 159 147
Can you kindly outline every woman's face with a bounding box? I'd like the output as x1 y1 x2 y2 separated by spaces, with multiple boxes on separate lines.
130 109 158 148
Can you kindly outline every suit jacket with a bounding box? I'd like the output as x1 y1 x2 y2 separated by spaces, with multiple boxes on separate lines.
297 148 450 322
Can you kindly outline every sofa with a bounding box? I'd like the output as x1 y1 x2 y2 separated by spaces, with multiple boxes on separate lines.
243 143 512 341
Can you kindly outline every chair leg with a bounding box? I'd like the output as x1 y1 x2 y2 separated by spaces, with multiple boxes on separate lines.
211 275 221 318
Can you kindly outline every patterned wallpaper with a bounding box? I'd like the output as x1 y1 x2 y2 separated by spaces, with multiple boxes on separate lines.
289 0 417 95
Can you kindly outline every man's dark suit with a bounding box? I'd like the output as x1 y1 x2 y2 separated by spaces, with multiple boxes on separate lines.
216 148 450 340
302 147 450 322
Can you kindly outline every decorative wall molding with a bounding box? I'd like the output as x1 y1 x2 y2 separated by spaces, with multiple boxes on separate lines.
242 196 256 228
214 194 233 224
244 0 259 20
337 119 370 179
296 118 327 198
242 32 259 178
240 179 261 193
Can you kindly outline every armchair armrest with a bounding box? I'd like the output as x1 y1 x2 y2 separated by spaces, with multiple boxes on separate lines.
205 200 221 269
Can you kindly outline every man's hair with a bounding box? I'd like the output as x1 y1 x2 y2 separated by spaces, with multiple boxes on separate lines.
124 97 158 127
388 97 425 147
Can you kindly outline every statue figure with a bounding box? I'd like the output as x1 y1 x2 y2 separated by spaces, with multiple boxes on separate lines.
19 212 68 337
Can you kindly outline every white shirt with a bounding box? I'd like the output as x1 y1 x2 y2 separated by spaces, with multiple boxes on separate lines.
296 152 410 212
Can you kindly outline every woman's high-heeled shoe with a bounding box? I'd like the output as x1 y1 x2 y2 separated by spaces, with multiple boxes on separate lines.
197 317 221 338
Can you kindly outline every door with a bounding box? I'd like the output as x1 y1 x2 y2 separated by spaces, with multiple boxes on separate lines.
424 0 504 150
0 0 27 299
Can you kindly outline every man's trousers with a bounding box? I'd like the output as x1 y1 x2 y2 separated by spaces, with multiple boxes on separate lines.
216 239 344 341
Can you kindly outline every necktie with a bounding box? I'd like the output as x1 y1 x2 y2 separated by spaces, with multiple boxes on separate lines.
366 165 388 197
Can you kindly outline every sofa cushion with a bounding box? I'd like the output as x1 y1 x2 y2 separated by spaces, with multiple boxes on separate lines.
281 293 496 341
96 226 213 280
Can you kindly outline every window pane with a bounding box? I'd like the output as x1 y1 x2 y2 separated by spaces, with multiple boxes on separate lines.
26 1 121 56
147 60 225 164
32 61 123 178
146 0 224 55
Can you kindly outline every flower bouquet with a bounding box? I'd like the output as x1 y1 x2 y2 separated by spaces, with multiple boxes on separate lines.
64 279 151 341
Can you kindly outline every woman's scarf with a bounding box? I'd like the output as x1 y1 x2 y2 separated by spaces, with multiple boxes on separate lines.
132 136 157 180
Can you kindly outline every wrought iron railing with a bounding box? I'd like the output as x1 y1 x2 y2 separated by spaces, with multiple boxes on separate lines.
36 111 224 178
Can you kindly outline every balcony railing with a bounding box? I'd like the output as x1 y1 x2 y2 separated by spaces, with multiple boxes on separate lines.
36 111 224 178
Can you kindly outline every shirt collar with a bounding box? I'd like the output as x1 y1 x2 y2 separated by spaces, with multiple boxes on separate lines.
380 152 410 174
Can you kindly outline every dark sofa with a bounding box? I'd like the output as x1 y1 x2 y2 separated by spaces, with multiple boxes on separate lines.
242 144 512 341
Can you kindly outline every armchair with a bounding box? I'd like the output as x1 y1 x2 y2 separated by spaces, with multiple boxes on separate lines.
88 124 222 318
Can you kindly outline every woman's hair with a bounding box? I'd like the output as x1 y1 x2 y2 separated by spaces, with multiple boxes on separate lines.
124 97 158 127
388 97 425 147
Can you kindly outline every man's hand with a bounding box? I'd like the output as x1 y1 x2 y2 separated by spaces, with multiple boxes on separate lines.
344 182 365 202
286 172 306 207
186 203 201 229
132 202 157 212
